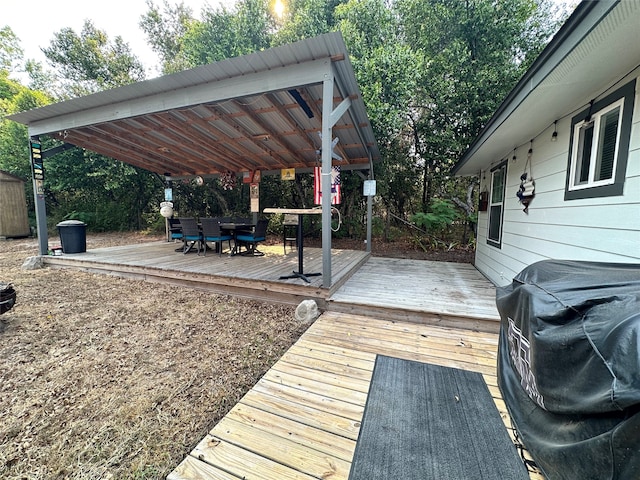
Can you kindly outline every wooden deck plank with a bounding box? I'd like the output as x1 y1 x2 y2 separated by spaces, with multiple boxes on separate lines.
210 416 352 479
167 455 241 480
308 318 499 364
223 403 356 462
268 361 372 394
240 389 362 441
300 330 497 376
275 353 373 381
251 377 365 421
187 435 320 480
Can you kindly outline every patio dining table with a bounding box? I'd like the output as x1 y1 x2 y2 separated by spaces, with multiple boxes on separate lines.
174 220 255 255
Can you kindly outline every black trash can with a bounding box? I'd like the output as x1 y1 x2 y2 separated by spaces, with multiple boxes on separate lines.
56 220 87 253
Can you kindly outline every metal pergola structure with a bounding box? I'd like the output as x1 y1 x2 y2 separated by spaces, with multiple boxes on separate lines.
8 32 381 288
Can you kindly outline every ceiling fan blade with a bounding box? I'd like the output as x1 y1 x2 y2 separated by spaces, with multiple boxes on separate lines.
317 132 342 161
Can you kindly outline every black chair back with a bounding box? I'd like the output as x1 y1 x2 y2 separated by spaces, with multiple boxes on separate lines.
200 217 223 238
178 217 200 237
177 217 201 254
254 219 269 239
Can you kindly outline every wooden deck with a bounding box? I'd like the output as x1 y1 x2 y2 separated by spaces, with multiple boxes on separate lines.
40 241 540 478
42 241 370 307
328 257 500 333
42 241 500 332
168 312 542 480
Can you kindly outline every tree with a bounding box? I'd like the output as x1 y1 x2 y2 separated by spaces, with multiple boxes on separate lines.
394 0 563 228
334 0 423 239
42 20 145 97
0 26 23 74
181 0 274 66
34 21 159 230
2 0 567 242
0 71 52 225
140 0 197 74
272 0 346 45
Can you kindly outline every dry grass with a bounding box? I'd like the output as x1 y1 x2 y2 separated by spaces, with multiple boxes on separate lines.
0 232 309 480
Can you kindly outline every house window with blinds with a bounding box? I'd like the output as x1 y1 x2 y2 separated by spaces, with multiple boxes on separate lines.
565 79 635 200
487 161 507 248
570 99 622 188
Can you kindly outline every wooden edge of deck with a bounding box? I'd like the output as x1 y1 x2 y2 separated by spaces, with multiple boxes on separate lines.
326 301 501 334
41 256 331 307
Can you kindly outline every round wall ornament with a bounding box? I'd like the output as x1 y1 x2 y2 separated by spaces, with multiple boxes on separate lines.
220 171 236 190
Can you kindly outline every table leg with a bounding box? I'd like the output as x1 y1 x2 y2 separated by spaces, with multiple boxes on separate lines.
279 214 321 283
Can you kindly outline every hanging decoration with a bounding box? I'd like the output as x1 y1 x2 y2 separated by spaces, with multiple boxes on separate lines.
281 168 295 181
314 166 341 205
517 141 536 213
243 170 261 184
479 189 489 212
219 171 236 190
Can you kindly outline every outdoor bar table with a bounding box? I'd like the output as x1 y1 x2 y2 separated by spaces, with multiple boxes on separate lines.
263 208 323 283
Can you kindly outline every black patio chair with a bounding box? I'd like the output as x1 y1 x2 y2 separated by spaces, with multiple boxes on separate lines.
282 214 298 254
177 217 201 254
236 219 269 256
168 218 183 243
200 218 233 256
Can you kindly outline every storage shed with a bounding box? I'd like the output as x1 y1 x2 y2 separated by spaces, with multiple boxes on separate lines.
0 170 31 238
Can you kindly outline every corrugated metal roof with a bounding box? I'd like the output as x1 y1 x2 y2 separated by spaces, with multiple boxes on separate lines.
8 32 379 176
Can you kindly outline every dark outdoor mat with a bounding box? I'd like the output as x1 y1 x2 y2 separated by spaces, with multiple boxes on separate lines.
349 355 529 480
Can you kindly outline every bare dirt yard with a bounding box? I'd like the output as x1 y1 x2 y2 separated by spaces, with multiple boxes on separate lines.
0 231 473 479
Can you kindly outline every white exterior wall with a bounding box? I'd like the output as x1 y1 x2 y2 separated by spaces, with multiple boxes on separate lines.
475 75 640 286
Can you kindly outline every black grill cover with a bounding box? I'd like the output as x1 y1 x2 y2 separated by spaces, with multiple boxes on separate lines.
496 260 640 480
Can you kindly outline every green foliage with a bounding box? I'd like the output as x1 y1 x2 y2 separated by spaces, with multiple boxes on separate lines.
334 0 422 142
393 0 563 213
272 0 343 45
410 199 460 234
0 26 23 73
140 0 198 73
152 0 275 70
370 216 385 237
37 147 162 232
42 20 145 96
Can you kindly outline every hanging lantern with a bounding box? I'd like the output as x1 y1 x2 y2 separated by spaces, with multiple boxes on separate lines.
160 204 174 218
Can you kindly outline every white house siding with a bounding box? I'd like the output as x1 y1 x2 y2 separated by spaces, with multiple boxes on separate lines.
475 74 640 286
